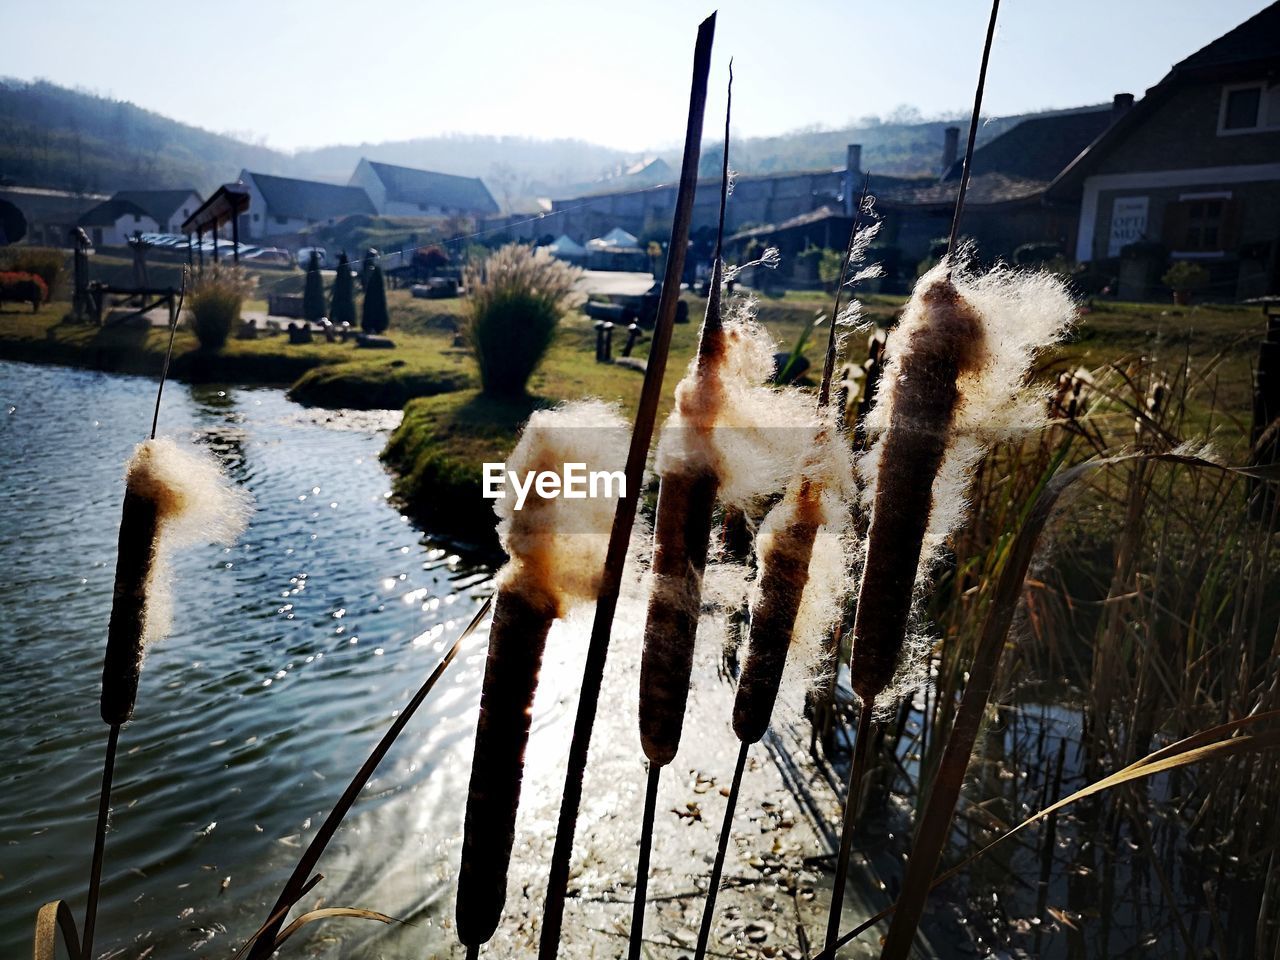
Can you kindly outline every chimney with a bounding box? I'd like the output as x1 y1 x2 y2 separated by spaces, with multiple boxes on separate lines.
1112 92 1135 122
844 143 863 215
942 126 960 174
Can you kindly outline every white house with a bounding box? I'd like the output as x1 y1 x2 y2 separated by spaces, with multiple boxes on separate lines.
350 158 499 219
78 199 159 247
111 189 203 235
238 170 376 239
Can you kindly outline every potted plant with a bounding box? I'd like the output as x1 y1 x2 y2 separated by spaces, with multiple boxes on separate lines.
1162 260 1210 305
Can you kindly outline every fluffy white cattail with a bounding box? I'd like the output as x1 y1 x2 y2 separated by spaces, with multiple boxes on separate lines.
732 423 854 742
640 303 818 766
101 438 249 726
458 400 628 948
852 259 1075 706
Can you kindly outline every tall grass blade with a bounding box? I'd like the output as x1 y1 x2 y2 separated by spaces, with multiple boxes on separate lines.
823 716 1280 957
538 15 716 957
827 449 1279 959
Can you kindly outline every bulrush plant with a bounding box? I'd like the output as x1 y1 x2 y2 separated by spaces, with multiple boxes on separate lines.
84 438 249 959
457 400 628 957
824 258 1076 952
629 283 815 954
693 201 878 960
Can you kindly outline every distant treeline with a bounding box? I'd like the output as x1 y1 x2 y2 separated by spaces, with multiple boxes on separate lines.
0 77 1100 206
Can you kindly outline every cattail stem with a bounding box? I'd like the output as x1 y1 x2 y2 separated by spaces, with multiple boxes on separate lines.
538 18 714 956
465 945 479 960
824 705 875 957
458 586 556 949
81 723 119 960
627 764 662 960
693 739 749 960
946 0 1002 263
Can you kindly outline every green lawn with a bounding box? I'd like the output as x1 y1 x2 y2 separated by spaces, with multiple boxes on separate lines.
2 288 1264 545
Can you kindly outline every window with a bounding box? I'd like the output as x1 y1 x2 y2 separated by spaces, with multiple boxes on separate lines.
1162 195 1238 254
1224 87 1261 129
253 213 260 222
1219 82 1280 134
274 215 289 225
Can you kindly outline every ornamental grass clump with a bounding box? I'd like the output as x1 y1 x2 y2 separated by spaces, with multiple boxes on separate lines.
463 244 582 397
457 400 628 953
188 264 251 351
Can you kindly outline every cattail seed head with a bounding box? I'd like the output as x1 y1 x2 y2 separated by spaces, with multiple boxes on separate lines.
101 439 248 726
849 273 985 704
732 482 822 743
457 583 556 947
458 400 628 945
852 260 1076 706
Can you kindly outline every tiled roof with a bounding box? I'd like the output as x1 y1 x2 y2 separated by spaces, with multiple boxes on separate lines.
111 189 201 226
1169 1 1280 76
246 172 375 221
1049 2 1280 199
78 198 152 226
365 160 499 215
881 172 1048 207
942 109 1113 183
727 205 848 243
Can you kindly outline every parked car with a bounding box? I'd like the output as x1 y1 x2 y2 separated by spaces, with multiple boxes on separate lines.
243 247 292 266
296 246 327 268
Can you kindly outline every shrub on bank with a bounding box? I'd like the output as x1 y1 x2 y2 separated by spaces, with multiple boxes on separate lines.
0 248 61 299
362 263 390 334
188 265 250 350
463 243 580 396
0 271 49 311
303 251 325 322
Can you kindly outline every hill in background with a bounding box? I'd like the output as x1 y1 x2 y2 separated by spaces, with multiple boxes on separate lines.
0 78 1103 210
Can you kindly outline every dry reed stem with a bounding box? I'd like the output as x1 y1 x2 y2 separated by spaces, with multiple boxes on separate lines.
538 16 716 956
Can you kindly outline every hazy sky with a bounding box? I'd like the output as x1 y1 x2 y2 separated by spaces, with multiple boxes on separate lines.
0 0 1270 152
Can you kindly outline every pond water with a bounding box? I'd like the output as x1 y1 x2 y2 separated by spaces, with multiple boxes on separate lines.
0 360 885 960
0 360 503 957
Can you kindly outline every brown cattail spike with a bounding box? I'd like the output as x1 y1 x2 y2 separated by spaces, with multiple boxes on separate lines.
638 468 719 765
457 584 557 946
732 481 823 743
100 439 247 726
101 487 161 726
849 275 984 704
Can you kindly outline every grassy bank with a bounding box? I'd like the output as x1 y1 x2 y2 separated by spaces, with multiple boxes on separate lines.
384 291 1264 546
0 297 474 409
2 289 1263 547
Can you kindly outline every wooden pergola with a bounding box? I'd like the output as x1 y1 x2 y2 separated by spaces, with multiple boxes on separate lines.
181 182 251 268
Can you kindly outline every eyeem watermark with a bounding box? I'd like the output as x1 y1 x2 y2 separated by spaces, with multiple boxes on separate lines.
483 462 626 511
